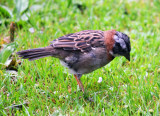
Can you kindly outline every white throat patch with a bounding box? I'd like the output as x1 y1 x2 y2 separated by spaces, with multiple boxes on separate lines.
109 50 119 57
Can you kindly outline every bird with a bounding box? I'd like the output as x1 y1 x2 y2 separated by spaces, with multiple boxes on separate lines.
17 30 131 93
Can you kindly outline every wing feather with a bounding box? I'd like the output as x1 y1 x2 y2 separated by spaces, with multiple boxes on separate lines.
51 30 105 52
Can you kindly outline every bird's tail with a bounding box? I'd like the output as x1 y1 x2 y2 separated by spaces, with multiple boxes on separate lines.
17 46 54 61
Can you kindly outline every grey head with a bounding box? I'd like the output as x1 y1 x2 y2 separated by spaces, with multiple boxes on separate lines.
111 31 131 61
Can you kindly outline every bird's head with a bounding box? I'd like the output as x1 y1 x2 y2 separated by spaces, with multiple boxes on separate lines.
110 31 131 61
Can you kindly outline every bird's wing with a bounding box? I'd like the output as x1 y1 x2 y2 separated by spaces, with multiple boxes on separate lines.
51 30 105 52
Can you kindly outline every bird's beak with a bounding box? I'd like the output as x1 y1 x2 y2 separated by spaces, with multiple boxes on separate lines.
124 53 130 61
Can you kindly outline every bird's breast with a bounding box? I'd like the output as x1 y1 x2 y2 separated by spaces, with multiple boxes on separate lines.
61 47 111 74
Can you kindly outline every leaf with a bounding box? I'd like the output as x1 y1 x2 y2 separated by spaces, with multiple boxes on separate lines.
30 4 44 12
157 82 160 89
21 12 30 21
14 0 29 16
0 42 18 69
67 0 72 8
0 5 13 18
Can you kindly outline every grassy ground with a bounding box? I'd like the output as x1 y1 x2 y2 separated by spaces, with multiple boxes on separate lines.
0 0 160 115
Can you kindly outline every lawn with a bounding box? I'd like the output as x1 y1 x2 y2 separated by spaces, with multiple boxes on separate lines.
0 0 160 115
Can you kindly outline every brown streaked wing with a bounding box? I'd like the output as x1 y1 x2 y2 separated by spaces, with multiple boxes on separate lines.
51 30 105 52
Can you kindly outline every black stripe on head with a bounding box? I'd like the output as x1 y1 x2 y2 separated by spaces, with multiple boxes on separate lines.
122 33 131 52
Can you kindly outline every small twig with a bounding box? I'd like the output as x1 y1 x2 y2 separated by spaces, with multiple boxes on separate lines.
5 102 29 110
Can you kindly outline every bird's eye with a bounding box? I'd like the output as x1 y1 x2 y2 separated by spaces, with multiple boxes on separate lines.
116 42 121 49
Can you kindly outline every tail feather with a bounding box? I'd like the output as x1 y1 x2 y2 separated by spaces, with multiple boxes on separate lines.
17 46 54 61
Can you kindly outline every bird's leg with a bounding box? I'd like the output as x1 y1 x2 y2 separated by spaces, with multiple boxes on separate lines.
74 74 94 102
74 74 85 93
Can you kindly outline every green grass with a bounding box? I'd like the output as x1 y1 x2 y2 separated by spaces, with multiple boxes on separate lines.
0 0 160 115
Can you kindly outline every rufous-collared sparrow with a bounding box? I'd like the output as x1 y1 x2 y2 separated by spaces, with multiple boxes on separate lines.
17 30 131 93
